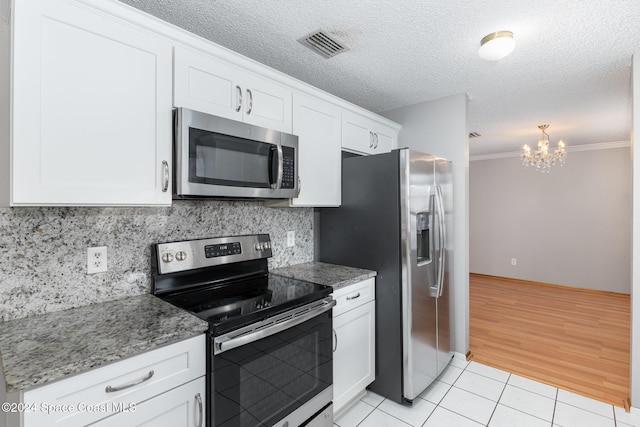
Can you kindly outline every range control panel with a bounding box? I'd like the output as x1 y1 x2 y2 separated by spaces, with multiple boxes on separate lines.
205 242 242 258
155 234 272 274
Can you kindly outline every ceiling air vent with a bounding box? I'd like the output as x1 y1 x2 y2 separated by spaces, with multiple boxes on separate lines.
469 132 482 138
298 30 349 59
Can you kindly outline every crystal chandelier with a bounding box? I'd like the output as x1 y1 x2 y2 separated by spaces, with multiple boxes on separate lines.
521 124 567 172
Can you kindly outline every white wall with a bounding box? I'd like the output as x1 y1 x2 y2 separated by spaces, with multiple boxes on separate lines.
382 93 470 354
631 53 640 408
470 146 631 293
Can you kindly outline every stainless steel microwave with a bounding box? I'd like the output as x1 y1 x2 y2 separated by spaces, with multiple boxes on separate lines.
173 108 300 199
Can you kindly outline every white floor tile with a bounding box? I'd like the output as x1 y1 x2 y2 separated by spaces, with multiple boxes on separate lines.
553 402 615 427
466 361 511 383
508 374 558 399
454 370 507 401
418 380 452 405
440 386 498 425
358 408 412 427
378 397 436 426
360 390 385 407
437 365 464 385
335 362 621 427
556 389 614 419
499 384 556 421
489 404 552 427
450 355 470 370
614 406 640 427
334 400 375 427
423 406 484 427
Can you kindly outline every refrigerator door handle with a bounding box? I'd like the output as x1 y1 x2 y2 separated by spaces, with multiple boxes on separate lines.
435 185 446 297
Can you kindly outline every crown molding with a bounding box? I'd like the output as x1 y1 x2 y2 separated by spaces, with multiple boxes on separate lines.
470 140 631 162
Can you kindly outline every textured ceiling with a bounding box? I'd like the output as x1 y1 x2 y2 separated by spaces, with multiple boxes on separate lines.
121 0 640 156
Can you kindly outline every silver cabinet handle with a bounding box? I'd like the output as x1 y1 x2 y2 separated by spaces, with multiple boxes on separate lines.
235 85 242 112
246 89 253 114
195 393 203 427
346 292 361 301
369 131 374 148
105 370 154 393
161 160 169 192
374 133 379 149
333 328 338 352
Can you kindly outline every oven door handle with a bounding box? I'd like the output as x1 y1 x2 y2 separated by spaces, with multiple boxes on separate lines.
214 298 336 355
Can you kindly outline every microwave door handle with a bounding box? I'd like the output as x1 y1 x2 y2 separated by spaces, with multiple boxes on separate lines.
270 144 283 190
275 144 283 189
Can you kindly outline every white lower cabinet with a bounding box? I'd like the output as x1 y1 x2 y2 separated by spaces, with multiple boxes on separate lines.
18 335 205 427
93 377 205 427
332 278 375 415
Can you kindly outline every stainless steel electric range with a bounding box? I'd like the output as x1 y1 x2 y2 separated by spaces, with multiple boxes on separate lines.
152 234 334 427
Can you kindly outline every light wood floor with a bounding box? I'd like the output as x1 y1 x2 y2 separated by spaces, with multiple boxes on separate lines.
469 273 630 407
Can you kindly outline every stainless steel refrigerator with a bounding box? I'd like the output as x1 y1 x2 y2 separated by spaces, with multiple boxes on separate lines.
317 148 453 404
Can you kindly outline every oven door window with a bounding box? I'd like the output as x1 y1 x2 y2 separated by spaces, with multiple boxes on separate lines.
189 127 277 188
212 311 332 427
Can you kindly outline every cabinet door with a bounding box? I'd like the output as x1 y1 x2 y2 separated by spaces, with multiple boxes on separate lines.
94 377 206 427
174 46 292 133
333 300 375 414
342 110 374 155
241 71 292 133
371 123 396 153
342 110 398 155
173 46 243 122
12 0 173 206
289 92 341 206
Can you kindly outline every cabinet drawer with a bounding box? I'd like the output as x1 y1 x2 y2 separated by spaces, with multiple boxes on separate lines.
23 335 205 427
332 278 375 317
93 377 205 427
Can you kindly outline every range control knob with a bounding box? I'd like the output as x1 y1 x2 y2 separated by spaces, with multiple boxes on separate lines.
175 251 187 261
254 243 261 251
161 253 174 263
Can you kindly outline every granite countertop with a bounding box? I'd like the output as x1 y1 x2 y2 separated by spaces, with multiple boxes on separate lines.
271 261 376 291
0 294 209 393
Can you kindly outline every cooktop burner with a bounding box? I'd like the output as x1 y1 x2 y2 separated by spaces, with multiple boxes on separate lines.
161 273 330 335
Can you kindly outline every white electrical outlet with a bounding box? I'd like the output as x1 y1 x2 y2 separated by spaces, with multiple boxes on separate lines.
286 231 295 247
87 246 108 274
511 258 517 266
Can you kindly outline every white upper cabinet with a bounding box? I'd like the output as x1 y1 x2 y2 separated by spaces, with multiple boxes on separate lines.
174 46 293 133
269 91 341 207
7 0 173 206
342 110 398 155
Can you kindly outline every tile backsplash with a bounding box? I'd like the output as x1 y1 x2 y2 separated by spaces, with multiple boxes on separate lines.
0 200 313 321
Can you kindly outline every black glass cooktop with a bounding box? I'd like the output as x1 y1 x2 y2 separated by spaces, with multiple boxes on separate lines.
160 273 332 336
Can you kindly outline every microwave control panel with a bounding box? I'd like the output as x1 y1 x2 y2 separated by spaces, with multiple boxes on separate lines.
282 146 295 189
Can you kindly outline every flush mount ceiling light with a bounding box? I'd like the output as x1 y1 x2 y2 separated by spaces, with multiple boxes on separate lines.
478 30 515 60
521 124 567 172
